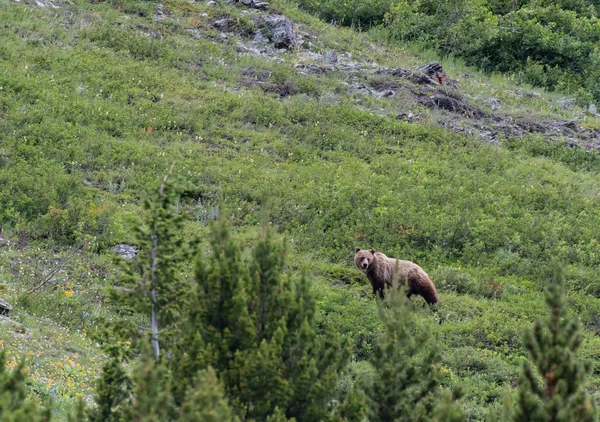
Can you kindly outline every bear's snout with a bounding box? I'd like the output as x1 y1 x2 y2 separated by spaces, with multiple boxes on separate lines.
360 261 368 269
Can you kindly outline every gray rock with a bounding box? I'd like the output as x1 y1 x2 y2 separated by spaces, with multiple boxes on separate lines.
261 15 296 48
252 1 269 9
241 0 268 8
12 0 69 7
207 1 218 5
559 97 577 110
350 84 373 96
489 97 501 110
112 244 139 260
0 298 12 316
154 3 168 21
374 67 410 78
396 112 419 123
589 104 597 114
213 17 234 29
323 50 338 65
295 63 328 74
253 30 270 44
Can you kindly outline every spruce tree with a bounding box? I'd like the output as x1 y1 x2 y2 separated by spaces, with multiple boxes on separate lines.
179 367 239 422
366 287 464 422
172 217 348 421
88 350 130 422
121 340 173 422
0 351 52 421
514 266 597 422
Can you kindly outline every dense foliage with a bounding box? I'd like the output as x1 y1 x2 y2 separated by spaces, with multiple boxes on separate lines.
171 217 350 421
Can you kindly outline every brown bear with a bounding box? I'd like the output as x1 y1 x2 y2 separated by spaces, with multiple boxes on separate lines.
354 247 439 304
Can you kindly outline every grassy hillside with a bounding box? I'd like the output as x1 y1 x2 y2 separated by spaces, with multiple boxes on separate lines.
1 0 600 419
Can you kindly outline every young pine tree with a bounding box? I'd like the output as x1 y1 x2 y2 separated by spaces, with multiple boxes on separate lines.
366 287 464 422
88 342 131 422
179 367 239 422
121 339 173 422
172 217 349 421
514 266 597 422
0 351 52 421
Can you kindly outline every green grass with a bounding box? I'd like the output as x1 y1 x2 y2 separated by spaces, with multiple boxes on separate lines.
1 0 600 419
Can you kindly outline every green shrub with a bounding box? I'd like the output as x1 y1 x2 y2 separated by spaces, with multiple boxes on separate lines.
299 0 393 27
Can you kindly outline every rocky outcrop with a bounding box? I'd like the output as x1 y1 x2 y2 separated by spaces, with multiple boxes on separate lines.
12 0 70 7
259 15 296 48
0 298 12 317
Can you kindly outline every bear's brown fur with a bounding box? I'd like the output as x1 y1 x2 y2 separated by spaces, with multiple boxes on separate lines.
354 247 439 304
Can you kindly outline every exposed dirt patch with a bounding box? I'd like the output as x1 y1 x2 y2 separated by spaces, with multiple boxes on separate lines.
418 92 487 118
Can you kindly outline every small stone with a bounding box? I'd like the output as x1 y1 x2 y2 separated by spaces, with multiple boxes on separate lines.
589 104 596 114
323 50 338 65
112 244 139 260
396 112 417 122
154 3 168 21
207 0 218 5
253 30 270 44
241 0 268 8
560 97 577 110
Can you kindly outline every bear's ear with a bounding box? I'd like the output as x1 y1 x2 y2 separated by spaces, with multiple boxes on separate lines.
355 247 361 253
370 248 376 253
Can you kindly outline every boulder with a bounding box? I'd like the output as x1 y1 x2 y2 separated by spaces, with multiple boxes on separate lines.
261 15 296 48
112 244 139 260
323 50 338 65
0 298 12 317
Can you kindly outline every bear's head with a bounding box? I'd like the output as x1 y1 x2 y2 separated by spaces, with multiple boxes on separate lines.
354 247 377 272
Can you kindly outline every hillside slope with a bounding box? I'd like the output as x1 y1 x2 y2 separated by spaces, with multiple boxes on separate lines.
1 0 600 419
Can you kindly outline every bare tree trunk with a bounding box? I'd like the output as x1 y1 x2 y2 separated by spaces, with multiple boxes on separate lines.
151 232 160 360
150 161 176 361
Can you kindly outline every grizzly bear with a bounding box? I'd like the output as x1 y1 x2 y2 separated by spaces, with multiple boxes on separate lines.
354 247 439 304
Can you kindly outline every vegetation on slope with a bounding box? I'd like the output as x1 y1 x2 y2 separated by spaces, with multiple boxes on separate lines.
299 0 600 104
0 0 600 419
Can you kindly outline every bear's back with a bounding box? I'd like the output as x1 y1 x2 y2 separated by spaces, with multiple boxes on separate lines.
378 254 427 278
